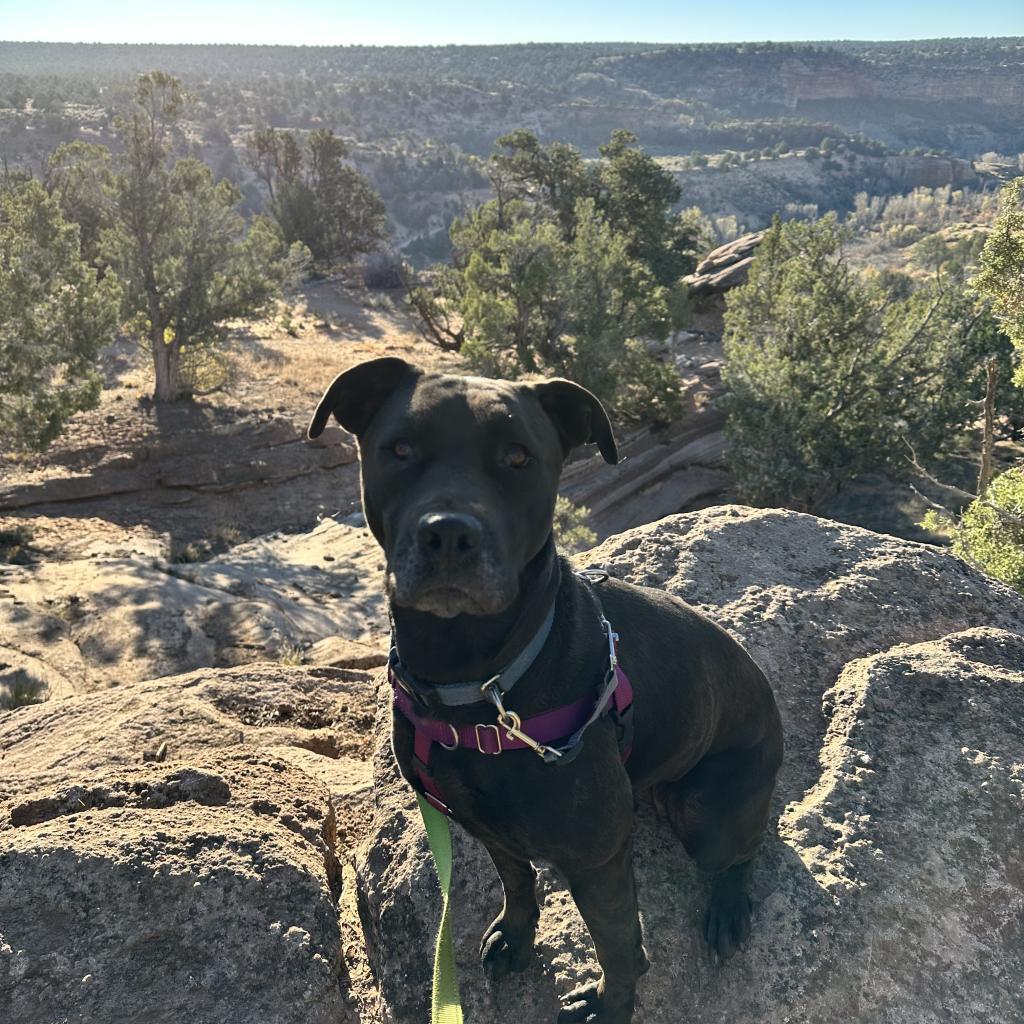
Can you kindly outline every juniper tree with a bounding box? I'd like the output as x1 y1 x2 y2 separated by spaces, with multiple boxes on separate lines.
246 127 387 267
409 130 697 421
102 73 298 402
0 178 119 451
723 215 1015 511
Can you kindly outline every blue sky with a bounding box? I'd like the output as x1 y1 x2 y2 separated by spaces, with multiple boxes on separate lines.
2 0 1022 46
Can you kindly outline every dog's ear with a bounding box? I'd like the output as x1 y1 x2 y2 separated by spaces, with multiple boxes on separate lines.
308 357 418 439
530 379 618 465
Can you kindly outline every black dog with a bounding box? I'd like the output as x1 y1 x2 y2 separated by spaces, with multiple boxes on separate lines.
309 358 783 1024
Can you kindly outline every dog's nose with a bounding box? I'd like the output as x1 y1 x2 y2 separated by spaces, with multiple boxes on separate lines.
416 512 482 560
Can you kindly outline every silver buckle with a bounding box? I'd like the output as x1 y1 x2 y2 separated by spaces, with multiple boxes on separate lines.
474 723 503 754
439 723 459 751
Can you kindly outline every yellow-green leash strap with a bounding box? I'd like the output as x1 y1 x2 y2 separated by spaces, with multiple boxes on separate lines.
416 793 465 1024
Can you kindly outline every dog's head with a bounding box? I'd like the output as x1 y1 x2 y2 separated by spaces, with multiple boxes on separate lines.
309 357 617 618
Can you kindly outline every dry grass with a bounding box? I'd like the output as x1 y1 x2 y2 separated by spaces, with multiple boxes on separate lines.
0 669 47 711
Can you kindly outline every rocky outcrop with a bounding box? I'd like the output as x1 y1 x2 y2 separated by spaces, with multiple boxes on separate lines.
883 155 978 189
5 507 1023 1024
0 663 379 1024
0 518 386 698
684 232 764 297
559 361 727 539
776 628 1024 1019
355 507 1024 1023
0 418 356 511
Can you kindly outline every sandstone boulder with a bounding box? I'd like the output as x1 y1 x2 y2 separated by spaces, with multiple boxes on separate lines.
0 663 379 1024
693 232 764 277
355 507 1024 1023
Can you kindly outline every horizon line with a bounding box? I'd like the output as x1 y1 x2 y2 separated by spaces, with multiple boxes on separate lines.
3 35 1023 48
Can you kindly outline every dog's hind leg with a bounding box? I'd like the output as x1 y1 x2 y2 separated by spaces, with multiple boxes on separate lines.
656 742 779 961
479 842 540 982
556 835 649 1024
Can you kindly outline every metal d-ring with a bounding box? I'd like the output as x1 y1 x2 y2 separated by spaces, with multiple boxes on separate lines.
439 723 459 750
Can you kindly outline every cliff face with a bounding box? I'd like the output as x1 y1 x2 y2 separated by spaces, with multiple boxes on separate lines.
883 154 979 188
614 45 1024 110
782 61 877 102
781 60 1024 106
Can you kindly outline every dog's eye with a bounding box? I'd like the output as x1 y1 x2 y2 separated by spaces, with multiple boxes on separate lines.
391 439 413 460
504 444 532 468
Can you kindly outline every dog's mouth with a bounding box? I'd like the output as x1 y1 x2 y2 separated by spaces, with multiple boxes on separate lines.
385 551 517 618
388 579 503 619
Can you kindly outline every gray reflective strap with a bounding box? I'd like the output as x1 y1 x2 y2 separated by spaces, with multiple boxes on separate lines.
413 599 558 707
550 620 619 756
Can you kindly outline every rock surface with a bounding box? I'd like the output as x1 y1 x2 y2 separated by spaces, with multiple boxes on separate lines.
559 362 728 539
0 418 356 511
0 663 379 1024
0 517 386 699
4 506 1024 1024
882 154 978 189
684 232 764 296
355 507 1024 1023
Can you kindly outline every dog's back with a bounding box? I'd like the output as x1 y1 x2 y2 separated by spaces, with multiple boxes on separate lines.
575 573 783 793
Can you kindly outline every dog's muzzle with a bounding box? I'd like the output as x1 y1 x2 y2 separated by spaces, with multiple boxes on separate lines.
386 511 516 617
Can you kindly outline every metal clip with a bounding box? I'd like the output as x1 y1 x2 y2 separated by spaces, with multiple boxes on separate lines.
481 677 504 710
500 710 563 760
602 617 619 670
481 678 562 760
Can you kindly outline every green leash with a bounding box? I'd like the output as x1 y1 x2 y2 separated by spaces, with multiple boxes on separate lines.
416 793 465 1024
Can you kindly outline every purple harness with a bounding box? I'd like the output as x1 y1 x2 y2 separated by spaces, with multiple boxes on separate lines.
391 620 635 818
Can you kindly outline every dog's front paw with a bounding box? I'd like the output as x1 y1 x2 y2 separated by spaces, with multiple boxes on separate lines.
480 915 536 982
557 981 634 1024
704 890 752 961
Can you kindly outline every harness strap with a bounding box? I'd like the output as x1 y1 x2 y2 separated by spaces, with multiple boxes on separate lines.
395 685 599 756
392 641 634 818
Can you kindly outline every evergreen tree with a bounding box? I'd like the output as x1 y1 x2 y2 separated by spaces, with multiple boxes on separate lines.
409 130 699 421
102 73 299 402
974 177 1024 385
953 468 1024 594
723 216 1015 511
246 127 387 266
0 178 120 451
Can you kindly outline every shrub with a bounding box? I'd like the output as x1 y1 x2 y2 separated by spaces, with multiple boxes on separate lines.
0 668 46 711
553 496 597 553
954 467 1024 593
361 249 406 289
0 525 35 564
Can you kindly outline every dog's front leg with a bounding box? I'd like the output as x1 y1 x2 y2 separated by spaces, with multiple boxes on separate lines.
479 841 540 982
557 835 649 1024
